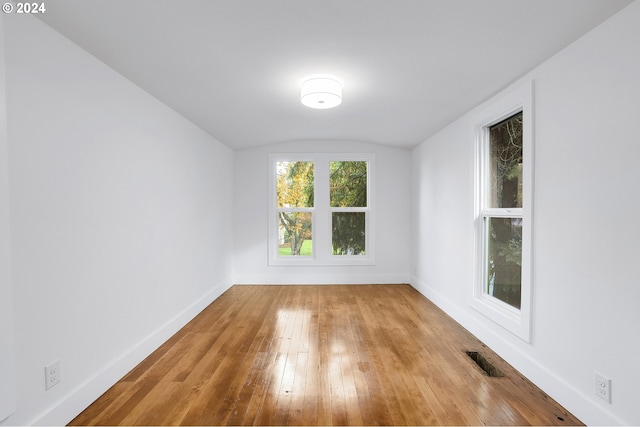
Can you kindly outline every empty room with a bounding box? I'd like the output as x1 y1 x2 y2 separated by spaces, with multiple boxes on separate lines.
1 1 639 425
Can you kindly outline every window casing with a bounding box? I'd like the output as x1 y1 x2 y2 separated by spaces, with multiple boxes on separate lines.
472 82 533 342
269 153 375 266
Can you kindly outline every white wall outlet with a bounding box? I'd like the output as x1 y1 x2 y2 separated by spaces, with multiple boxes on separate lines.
594 371 611 403
45 360 60 390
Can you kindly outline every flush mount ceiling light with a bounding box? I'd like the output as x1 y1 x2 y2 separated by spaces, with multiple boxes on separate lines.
300 74 343 109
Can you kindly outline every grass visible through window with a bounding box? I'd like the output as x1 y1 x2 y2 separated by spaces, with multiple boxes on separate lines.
279 239 312 256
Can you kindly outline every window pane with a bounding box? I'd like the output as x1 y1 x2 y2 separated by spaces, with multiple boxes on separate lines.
332 212 365 255
484 217 522 309
330 161 367 207
277 161 314 208
278 212 312 256
488 112 523 208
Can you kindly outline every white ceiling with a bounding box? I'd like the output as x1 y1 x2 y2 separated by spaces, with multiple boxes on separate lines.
37 0 633 150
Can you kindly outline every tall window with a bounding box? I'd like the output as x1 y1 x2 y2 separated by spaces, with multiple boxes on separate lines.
484 112 523 309
473 82 533 342
269 154 374 266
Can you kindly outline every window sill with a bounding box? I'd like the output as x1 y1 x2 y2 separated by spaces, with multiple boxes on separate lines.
269 256 376 267
470 293 531 343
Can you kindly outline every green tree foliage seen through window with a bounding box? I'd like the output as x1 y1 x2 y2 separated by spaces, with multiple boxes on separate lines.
330 161 367 255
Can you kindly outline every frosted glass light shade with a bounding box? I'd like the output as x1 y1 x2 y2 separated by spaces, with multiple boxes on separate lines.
300 75 343 109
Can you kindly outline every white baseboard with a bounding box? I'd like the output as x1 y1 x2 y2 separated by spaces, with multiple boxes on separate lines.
409 275 627 426
234 273 411 285
31 279 233 426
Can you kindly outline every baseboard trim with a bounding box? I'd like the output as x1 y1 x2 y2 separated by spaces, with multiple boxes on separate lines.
31 279 233 426
409 275 626 426
234 273 410 285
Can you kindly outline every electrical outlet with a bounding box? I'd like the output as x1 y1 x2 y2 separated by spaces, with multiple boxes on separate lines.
594 371 611 403
45 360 60 390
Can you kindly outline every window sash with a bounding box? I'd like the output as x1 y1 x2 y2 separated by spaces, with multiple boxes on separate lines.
481 208 522 218
330 209 369 257
277 210 314 258
276 207 314 213
481 214 523 311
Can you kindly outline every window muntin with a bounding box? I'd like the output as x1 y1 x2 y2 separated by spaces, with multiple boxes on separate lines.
269 154 374 266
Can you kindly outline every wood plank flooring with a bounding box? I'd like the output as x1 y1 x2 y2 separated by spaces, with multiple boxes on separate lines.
69 285 583 426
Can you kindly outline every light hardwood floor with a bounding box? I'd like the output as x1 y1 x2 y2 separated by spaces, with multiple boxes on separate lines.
69 285 582 426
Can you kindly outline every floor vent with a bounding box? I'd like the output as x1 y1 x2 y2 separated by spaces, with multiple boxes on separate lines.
466 351 504 377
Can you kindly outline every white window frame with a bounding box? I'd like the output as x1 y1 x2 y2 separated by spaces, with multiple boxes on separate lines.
471 82 534 342
268 153 375 266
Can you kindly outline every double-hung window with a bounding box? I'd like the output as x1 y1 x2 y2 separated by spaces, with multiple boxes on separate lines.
269 153 374 266
472 82 533 342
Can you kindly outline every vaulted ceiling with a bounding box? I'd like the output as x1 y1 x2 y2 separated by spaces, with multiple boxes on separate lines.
38 0 633 149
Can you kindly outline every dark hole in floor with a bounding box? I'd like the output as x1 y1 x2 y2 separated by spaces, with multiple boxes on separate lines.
557 416 565 422
466 351 504 377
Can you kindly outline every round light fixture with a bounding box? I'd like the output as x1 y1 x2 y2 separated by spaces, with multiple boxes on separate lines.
300 75 343 109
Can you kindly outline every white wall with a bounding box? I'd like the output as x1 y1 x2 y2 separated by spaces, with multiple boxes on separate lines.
0 14 17 423
1 15 234 426
411 2 640 425
234 140 411 284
